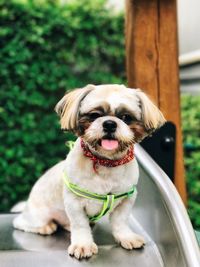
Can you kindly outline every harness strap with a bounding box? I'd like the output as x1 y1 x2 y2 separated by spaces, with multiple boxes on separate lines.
63 172 136 222
90 194 115 222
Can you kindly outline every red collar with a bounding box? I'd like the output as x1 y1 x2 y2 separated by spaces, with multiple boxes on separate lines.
80 139 134 173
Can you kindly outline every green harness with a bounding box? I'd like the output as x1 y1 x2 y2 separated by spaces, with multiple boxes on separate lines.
63 173 136 222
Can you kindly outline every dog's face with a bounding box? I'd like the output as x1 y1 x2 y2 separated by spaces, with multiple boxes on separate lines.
55 84 165 157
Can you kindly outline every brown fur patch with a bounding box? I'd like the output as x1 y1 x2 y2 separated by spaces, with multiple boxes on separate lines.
115 106 139 121
130 122 148 143
77 116 92 135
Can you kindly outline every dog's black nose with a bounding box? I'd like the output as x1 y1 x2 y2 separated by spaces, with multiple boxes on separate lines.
103 120 117 133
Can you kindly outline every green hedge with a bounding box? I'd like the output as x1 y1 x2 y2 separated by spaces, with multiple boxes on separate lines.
181 95 200 229
0 0 125 211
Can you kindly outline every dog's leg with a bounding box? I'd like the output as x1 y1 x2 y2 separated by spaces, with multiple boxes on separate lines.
110 197 145 250
64 195 98 259
13 207 57 235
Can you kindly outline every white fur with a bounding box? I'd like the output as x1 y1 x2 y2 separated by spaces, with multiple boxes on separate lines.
13 85 165 259
13 139 142 257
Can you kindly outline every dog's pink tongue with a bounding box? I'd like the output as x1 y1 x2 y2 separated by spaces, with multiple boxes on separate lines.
101 139 119 150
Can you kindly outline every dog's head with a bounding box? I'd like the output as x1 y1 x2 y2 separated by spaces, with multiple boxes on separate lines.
55 84 166 158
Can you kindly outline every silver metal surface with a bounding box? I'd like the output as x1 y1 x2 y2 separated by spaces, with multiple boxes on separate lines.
180 63 200 95
135 145 200 267
0 145 199 267
0 214 163 267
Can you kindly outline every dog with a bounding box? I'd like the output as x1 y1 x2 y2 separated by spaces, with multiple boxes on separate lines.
13 84 165 259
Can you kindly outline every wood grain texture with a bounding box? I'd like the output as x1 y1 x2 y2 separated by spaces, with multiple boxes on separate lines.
125 0 187 203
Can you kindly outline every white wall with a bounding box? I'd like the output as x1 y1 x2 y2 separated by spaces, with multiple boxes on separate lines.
178 0 200 54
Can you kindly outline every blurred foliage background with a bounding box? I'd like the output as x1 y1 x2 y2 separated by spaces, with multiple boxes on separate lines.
181 95 200 229
0 0 199 229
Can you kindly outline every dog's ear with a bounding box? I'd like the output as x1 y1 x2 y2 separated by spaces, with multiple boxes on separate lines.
55 84 95 131
135 89 166 133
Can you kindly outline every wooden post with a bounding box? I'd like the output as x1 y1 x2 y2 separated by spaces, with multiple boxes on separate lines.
125 0 187 203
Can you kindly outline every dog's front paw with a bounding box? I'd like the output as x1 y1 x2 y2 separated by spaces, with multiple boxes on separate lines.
116 233 145 250
68 242 98 259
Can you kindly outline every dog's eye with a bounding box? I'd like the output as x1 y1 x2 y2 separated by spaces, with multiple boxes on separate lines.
89 112 102 120
121 114 133 124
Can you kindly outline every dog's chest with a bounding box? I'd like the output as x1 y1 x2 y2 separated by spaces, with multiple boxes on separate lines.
71 166 135 217
65 149 139 218
74 164 133 193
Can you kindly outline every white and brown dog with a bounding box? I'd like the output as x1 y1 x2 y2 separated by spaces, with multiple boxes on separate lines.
13 84 165 259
